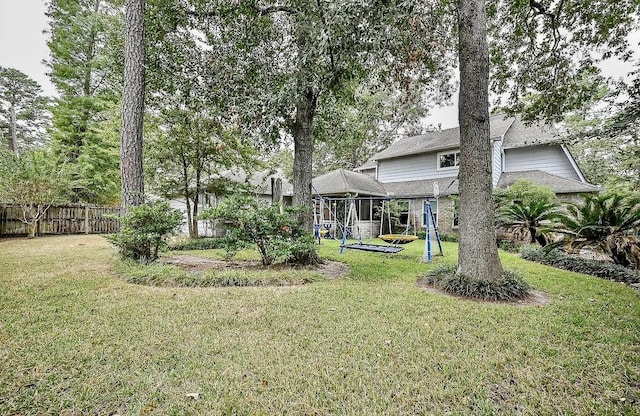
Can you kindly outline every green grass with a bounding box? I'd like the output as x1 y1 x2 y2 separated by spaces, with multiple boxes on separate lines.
114 259 325 288
0 235 639 415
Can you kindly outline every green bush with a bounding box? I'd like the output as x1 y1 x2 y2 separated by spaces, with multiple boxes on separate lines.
425 264 530 301
550 192 640 268
440 233 459 242
520 246 640 284
106 201 183 263
200 195 319 266
415 231 458 242
169 237 224 251
498 239 521 253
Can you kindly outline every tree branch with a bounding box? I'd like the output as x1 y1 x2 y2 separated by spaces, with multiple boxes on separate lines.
185 2 295 18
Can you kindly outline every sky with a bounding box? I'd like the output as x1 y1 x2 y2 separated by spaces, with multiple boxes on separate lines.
0 0 56 96
0 1 638 129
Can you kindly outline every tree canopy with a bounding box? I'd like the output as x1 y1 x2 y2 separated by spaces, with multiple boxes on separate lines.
0 67 50 152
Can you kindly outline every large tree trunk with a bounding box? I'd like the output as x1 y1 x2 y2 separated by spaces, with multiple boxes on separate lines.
292 86 317 233
9 102 18 153
120 0 146 210
457 0 503 281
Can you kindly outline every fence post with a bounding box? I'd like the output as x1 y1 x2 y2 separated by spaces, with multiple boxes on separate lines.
85 205 90 234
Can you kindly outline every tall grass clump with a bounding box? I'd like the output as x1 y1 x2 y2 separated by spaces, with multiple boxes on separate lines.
425 264 531 301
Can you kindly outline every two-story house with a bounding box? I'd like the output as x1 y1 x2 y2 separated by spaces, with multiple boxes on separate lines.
312 114 599 236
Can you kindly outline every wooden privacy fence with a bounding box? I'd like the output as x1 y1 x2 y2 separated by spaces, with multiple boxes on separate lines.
0 204 121 237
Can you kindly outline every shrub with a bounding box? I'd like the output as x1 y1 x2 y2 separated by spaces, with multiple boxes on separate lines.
497 239 522 253
106 201 183 263
440 233 459 243
551 192 640 267
494 179 556 206
415 231 458 242
200 195 319 266
0 149 72 238
520 246 640 284
425 264 530 301
497 200 559 246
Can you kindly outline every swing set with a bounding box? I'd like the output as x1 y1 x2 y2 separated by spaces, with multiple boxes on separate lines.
313 195 443 261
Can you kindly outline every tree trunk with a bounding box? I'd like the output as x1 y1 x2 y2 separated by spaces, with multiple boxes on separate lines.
185 193 194 238
292 86 317 233
457 0 503 281
192 167 201 238
120 0 146 210
191 193 199 239
9 102 18 153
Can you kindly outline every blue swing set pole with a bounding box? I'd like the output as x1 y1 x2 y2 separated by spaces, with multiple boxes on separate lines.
339 226 348 254
424 202 432 263
339 201 354 255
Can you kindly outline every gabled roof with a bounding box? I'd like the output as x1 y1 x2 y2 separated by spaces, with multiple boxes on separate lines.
367 114 515 162
312 169 387 197
502 116 560 149
356 114 565 169
497 170 601 194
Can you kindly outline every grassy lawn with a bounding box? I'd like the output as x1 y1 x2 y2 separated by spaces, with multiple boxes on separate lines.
0 235 638 415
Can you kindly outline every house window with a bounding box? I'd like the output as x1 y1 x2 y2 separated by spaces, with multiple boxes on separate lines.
398 201 409 225
438 150 460 171
423 199 438 228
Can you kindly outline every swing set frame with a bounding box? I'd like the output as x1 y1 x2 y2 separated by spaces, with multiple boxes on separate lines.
312 195 443 258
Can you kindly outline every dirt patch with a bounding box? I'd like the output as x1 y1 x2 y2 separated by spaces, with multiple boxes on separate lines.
314 260 351 280
416 279 551 306
162 255 351 280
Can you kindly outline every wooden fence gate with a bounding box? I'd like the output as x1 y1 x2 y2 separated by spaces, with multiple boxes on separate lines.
0 204 121 237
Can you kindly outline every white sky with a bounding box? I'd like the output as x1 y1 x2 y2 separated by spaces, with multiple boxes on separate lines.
0 0 56 96
0 1 637 129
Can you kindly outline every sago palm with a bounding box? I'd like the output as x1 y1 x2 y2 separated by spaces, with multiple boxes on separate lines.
497 200 560 246
553 193 640 267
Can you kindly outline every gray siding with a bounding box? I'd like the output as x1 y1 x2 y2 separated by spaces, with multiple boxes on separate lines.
378 153 458 183
492 140 502 187
504 145 580 181
359 168 377 178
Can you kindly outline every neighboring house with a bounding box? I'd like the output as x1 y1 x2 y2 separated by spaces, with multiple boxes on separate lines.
169 168 293 236
313 114 599 237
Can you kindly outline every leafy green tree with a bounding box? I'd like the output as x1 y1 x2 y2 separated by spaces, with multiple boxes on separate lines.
146 112 255 238
143 1 260 237
312 82 425 174
200 195 319 266
0 67 50 152
184 0 456 231
46 0 123 204
0 149 72 238
488 0 640 122
456 0 506 282
562 70 640 190
552 192 640 267
455 0 640 283
263 149 294 182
